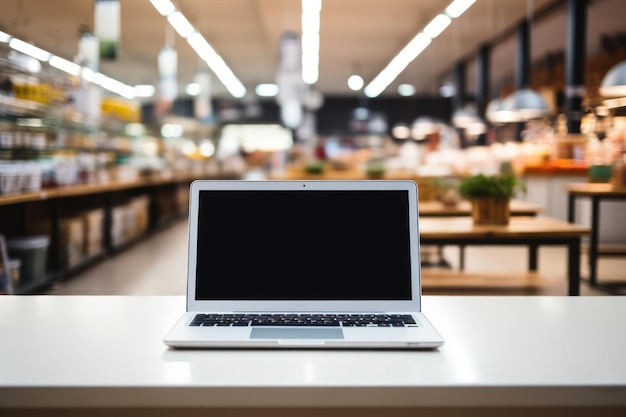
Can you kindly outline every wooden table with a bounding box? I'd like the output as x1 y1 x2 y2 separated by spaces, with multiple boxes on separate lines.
419 216 590 295
418 199 543 217
418 199 544 271
566 183 626 290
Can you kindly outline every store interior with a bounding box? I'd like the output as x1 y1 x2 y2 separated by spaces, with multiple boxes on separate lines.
1 0 626 297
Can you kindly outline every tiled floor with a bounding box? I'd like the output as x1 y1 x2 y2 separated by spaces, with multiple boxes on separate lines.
49 219 625 296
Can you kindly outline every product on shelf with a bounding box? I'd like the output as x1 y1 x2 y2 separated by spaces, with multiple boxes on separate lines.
0 161 42 194
58 217 84 269
5 235 49 286
111 195 150 247
83 208 104 257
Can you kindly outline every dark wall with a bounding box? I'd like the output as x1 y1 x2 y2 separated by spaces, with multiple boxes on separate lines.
141 95 453 136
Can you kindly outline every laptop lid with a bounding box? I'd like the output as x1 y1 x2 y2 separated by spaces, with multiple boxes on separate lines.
186 180 422 314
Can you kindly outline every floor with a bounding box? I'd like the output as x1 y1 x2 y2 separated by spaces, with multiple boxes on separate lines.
48 219 625 296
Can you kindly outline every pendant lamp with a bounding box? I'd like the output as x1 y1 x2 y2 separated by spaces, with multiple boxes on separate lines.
501 88 551 121
486 98 521 124
411 116 438 140
599 61 626 97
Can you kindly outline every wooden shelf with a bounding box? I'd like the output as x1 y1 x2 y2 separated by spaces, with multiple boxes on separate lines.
0 173 202 207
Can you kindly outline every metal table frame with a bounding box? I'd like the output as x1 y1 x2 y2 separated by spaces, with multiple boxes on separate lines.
567 184 626 292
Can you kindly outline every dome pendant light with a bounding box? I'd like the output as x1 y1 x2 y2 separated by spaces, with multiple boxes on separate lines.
599 61 626 97
501 88 550 121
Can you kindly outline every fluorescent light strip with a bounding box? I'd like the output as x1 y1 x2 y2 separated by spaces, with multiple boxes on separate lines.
49 56 82 76
167 11 196 39
9 38 51 61
4 31 137 99
0 31 11 43
423 14 452 39
301 0 322 85
364 0 476 98
149 1 247 98
445 0 477 19
187 32 217 61
150 0 176 16
255 83 279 97
365 33 431 98
135 84 156 97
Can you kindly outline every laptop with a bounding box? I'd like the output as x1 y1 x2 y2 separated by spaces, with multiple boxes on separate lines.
164 180 444 349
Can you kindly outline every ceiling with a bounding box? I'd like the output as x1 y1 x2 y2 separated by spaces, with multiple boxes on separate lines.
0 0 620 102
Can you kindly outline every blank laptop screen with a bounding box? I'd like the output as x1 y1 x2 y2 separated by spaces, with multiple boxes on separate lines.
195 190 412 300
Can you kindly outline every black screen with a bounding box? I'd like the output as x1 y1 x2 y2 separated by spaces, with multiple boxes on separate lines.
195 190 412 300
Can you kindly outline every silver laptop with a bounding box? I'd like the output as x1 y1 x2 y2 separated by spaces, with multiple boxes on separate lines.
164 180 444 349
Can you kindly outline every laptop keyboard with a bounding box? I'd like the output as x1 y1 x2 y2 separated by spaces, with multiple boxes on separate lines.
190 313 418 327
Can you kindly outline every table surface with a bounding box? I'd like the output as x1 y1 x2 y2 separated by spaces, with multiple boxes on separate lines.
418 199 543 216
419 216 590 239
565 182 626 196
1 295 625 409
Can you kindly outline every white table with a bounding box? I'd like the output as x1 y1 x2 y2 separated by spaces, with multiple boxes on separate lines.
1 296 625 416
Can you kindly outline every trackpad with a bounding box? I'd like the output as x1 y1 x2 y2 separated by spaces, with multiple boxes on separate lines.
250 328 344 339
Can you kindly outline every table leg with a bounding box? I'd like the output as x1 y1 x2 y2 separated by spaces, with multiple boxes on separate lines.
567 194 576 223
568 238 581 296
528 244 538 271
589 196 600 286
459 245 465 270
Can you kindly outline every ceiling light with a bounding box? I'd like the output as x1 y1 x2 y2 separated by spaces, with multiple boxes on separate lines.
9 38 51 61
439 82 456 98
199 140 215 157
80 67 96 82
365 0 476 97
445 0 477 19
150 0 176 16
134 85 156 98
392 123 411 139
100 76 125 94
397 84 416 96
187 33 217 61
255 83 279 97
599 61 626 97
204 55 247 98
0 31 11 43
48 56 81 76
486 98 521 123
121 86 136 100
602 97 626 109
451 105 480 128
502 89 551 121
301 0 322 85
411 116 438 140
347 75 364 91
465 121 487 136
423 14 452 39
186 82 201 96
364 33 431 98
167 11 195 39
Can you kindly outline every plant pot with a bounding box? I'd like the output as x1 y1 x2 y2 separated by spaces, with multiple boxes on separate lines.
470 197 510 225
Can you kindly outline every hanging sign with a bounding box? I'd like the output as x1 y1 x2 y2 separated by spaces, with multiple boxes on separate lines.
78 32 100 71
94 0 120 60
158 46 178 102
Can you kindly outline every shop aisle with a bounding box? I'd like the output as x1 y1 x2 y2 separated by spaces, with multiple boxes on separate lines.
48 220 621 296
49 221 189 295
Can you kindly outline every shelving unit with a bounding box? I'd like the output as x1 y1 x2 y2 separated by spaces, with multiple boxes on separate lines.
0 56 230 294
0 174 200 294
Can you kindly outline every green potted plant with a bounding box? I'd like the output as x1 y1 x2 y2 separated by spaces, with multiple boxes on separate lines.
458 174 525 225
